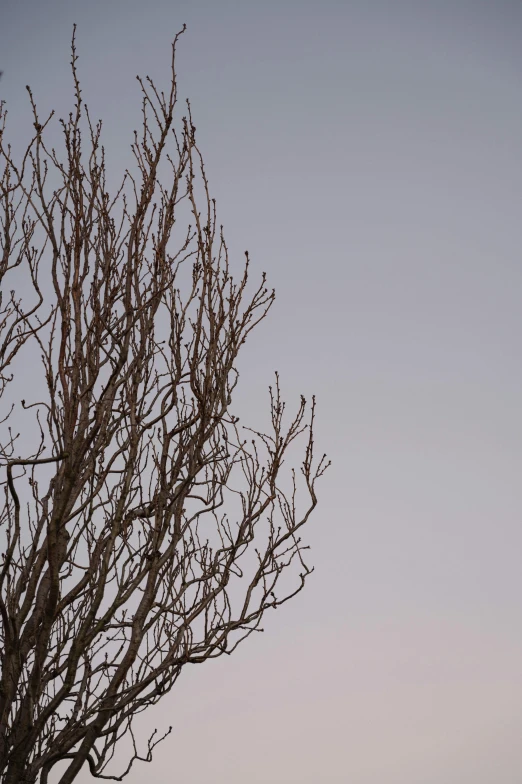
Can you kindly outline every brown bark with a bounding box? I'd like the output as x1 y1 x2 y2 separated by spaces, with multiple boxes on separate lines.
0 26 328 782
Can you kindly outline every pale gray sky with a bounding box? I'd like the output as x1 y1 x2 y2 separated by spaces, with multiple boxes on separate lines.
1 1 522 782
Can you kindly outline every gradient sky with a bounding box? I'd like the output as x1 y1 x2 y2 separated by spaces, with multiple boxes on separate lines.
1 2 522 782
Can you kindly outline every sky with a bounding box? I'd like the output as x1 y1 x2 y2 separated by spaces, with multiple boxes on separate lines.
1 1 522 782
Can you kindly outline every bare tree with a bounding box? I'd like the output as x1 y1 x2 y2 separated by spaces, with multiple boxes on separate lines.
0 26 328 783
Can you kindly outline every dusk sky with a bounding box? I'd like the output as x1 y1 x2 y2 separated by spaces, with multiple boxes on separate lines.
1 1 522 782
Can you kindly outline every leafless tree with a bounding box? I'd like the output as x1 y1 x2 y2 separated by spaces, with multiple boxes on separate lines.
0 26 328 783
